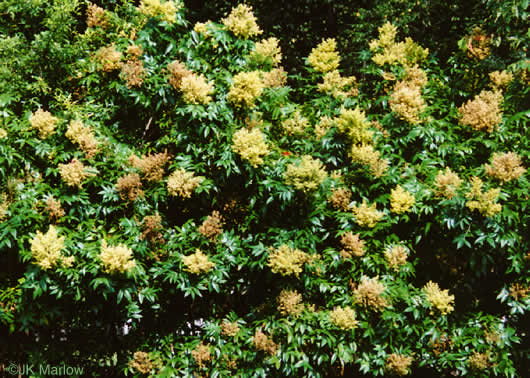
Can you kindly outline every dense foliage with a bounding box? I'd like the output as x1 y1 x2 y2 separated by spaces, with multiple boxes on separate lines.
1 0 528 376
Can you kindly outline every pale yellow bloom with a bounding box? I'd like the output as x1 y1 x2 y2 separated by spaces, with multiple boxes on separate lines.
251 37 282 66
180 73 214 105
433 167 462 199
389 81 425 124
99 240 136 274
66 120 98 158
0 128 7 139
167 168 203 198
352 200 383 228
485 152 525 182
194 21 212 35
390 185 415 214
308 38 340 73
465 177 501 217
318 70 357 98
352 276 389 311
329 306 358 330
30 109 59 139
232 128 269 167
370 22 428 66
284 155 328 193
138 0 182 23
228 71 264 107
281 111 309 135
267 245 309 277
30 225 65 270
385 245 409 271
423 281 455 315
335 107 373 145
490 70 513 90
385 354 413 376
459 90 503 132
277 289 304 317
182 249 215 274
350 145 388 178
222 4 262 39
58 159 94 188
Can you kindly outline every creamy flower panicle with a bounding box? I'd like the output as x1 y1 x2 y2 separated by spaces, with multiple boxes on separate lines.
222 4 262 39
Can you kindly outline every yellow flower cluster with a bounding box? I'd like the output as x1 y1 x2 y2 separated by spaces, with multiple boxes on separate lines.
129 351 157 375
423 281 455 315
30 225 74 270
182 249 215 274
352 200 383 228
267 244 309 277
0 128 7 139
221 320 240 336
180 73 214 105
352 276 389 311
95 44 123 72
261 67 287 88
459 90 503 132
489 70 513 90
250 37 282 66
335 107 373 145
99 240 136 274
194 21 212 35
86 3 108 29
66 120 99 158
404 64 428 88
485 152 526 182
138 0 181 23
129 151 171 182
284 155 328 193
385 353 413 376
252 330 278 355
307 38 340 73
351 145 389 178
465 27 491 60
465 177 502 217
59 159 94 188
385 245 409 271
167 168 203 198
232 128 270 167
389 81 425 124
467 351 490 371
369 22 428 66
281 111 309 135
328 306 358 330
433 167 462 199
222 4 262 39
314 115 333 139
340 232 366 259
192 342 212 369
228 71 264 108
390 185 415 214
0 193 9 222
30 109 59 139
318 70 357 98
277 289 304 317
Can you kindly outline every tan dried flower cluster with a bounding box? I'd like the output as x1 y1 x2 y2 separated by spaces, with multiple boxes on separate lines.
166 60 192 89
121 60 146 88
277 289 304 317
44 197 65 221
129 351 155 375
30 225 74 270
369 22 429 66
253 330 278 355
99 240 136 274
485 152 525 182
250 37 282 66
509 283 529 301
467 351 490 371
198 210 224 241
221 320 240 336
182 249 215 274
352 201 383 228
59 159 94 188
86 3 108 29
30 109 59 139
0 193 10 222
350 144 388 178
167 168 203 198
126 45 143 59
66 120 99 158
329 188 351 211
116 173 144 201
281 111 310 135
459 90 503 132
352 276 389 311
465 177 501 217
129 151 171 182
308 38 340 73
328 306 358 330
232 128 270 167
340 232 366 259
181 73 215 105
433 167 463 199
318 70 357 98
228 71 265 108
385 353 413 376
261 67 287 88
385 245 409 271
423 281 455 315
222 4 262 39
466 27 491 60
390 185 415 214
141 214 163 243
389 81 425 124
95 44 122 72
284 155 328 193
314 115 333 139
489 70 513 90
192 342 211 369
404 65 428 88
267 244 310 277
138 0 182 23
